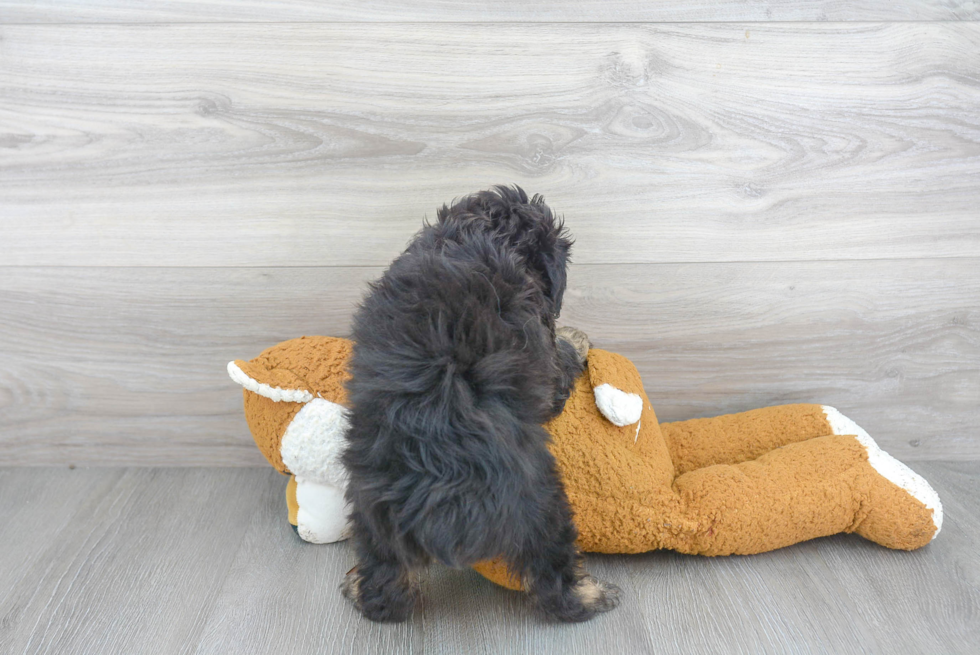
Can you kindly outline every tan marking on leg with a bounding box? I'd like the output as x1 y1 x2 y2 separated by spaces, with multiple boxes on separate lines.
573 575 622 612
340 566 363 607
574 577 604 604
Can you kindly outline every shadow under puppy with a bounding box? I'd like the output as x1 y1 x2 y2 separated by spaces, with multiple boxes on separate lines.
342 186 621 622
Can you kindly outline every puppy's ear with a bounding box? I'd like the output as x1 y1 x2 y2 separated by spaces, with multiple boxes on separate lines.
540 230 572 317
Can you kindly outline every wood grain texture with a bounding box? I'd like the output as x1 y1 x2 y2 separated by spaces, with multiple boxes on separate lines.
2 23 980 266
2 0 978 23
192 465 423 655
1 464 977 654
0 468 269 655
1 259 976 465
0 467 124 637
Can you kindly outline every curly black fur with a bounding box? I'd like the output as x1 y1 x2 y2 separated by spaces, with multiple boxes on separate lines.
341 186 620 622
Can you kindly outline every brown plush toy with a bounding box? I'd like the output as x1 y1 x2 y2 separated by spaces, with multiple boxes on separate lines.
228 336 354 544
229 336 943 591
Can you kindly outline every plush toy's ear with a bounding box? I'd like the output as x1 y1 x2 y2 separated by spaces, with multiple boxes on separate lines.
227 359 314 403
587 349 644 427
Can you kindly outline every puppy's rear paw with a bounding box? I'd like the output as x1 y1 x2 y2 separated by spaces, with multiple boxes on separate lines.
340 566 363 607
574 575 622 614
556 326 591 365
341 566 415 623
538 575 622 622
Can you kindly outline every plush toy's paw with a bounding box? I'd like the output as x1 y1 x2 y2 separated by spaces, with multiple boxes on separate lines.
823 406 943 548
556 326 591 365
294 477 352 544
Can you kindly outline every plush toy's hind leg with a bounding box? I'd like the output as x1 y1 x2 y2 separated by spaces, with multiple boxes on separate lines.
667 434 865 555
665 429 941 556
822 407 942 548
661 404 837 475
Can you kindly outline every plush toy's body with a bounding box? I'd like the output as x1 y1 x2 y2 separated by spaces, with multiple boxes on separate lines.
229 336 942 591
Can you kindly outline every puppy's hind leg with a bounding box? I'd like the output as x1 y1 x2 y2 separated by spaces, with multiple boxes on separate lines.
515 477 621 622
341 513 417 623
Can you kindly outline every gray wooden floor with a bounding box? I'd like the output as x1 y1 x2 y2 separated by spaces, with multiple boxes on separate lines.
1 463 977 654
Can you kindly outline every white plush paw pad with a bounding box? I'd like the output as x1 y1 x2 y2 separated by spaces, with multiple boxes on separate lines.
295 477 351 544
280 398 350 488
594 383 643 427
823 406 943 537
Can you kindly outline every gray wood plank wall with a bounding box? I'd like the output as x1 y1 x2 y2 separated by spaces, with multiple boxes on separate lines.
1 12 978 465
3 1 978 22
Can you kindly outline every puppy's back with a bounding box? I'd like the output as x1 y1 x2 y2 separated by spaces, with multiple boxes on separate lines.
344 226 562 566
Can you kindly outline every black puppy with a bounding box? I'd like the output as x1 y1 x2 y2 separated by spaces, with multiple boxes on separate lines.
341 186 620 622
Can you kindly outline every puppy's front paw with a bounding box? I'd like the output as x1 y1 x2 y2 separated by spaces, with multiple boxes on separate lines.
556 326 591 365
